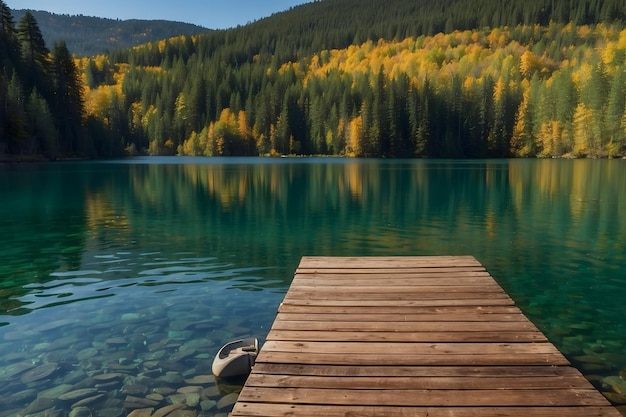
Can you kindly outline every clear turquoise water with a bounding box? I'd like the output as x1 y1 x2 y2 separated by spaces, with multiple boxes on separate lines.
1 157 625 415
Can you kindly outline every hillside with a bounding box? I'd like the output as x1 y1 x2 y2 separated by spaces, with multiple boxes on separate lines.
3 0 626 160
10 9 210 56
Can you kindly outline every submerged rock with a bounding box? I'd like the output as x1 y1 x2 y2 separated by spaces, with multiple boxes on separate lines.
156 372 184 385
20 398 56 415
168 410 197 417
69 407 92 417
167 393 187 405
177 386 202 394
124 395 160 409
603 375 626 394
151 403 187 417
146 393 164 402
215 392 238 410
92 373 125 382
184 392 200 407
76 347 99 361
152 387 177 396
157 361 186 372
200 400 216 411
58 388 99 402
168 330 193 340
72 393 106 408
604 391 626 404
126 408 154 417
26 407 64 417
170 348 196 362
38 384 73 400
105 337 127 345
1 362 36 380
169 320 193 331
201 386 221 398
12 388 37 404
184 375 215 385
121 384 148 395
20 363 58 384
97 407 125 417
121 313 143 321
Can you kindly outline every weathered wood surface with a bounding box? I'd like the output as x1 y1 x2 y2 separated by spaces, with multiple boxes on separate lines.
231 256 621 417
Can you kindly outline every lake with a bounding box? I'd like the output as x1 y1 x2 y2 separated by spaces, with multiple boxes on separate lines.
1 157 625 416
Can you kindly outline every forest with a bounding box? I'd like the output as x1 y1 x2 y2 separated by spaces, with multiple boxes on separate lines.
3 0 626 159
0 2 86 159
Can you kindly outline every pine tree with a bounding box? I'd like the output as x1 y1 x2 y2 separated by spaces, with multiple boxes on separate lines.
606 67 626 156
272 95 291 154
52 41 85 155
370 66 387 156
0 0 19 70
17 11 50 96
5 71 27 153
489 77 508 156
26 88 58 157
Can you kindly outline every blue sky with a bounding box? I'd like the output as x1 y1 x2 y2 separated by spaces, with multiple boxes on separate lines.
6 0 310 29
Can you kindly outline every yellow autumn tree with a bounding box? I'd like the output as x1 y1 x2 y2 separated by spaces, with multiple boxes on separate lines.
510 82 535 157
536 120 563 157
520 50 541 79
572 103 594 157
346 115 363 157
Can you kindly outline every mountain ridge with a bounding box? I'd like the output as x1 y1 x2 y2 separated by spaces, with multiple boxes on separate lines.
10 9 210 56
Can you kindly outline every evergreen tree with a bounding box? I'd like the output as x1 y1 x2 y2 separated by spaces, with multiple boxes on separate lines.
0 0 19 70
0 74 6 152
606 67 626 156
26 88 58 156
51 41 85 155
17 11 50 96
370 66 387 156
5 71 27 153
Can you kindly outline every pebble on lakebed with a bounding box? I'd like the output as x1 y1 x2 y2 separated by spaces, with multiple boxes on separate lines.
0 314 261 417
0 270 278 417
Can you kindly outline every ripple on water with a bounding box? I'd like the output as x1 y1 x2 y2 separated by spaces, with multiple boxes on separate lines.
0 252 281 417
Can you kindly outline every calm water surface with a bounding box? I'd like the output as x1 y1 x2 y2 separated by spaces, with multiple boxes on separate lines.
1 157 625 416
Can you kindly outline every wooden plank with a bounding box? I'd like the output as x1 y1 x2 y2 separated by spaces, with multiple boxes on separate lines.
277 304 523 315
295 268 493 285
254 351 570 366
250 363 585 377
244 374 596 390
297 256 483 268
284 290 513 300
231 256 621 417
266 329 547 342
275 312 530 322
296 267 487 274
236 387 610 406
260 341 564 355
232 403 622 417
279 299 517 307
269 320 541 333
292 276 497 286
287 284 507 293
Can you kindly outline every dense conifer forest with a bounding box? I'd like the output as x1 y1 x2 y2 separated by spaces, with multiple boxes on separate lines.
1 3 86 159
3 0 626 159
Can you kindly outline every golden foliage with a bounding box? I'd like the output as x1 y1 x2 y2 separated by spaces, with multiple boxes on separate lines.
91 21 626 159
347 115 363 157
572 103 594 157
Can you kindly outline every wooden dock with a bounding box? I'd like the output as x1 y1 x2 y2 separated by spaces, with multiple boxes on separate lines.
231 256 621 417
